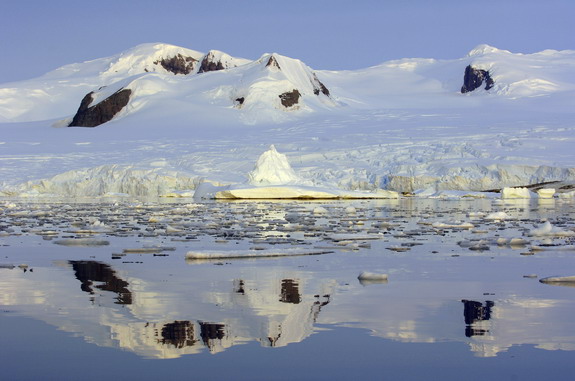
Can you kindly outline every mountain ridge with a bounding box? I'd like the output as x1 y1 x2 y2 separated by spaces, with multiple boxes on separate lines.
2 43 574 125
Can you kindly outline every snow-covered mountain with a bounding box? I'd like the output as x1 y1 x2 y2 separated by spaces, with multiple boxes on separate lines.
0 43 574 197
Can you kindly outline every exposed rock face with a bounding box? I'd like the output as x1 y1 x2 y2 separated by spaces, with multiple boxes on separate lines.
461 65 495 93
154 54 197 75
279 89 301 107
266 56 281 70
198 52 226 73
312 73 330 97
69 88 131 127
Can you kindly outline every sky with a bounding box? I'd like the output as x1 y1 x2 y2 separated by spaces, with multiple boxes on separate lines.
1 0 574 84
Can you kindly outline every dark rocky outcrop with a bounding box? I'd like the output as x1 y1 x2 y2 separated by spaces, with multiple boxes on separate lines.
312 73 330 97
198 52 226 74
279 89 301 107
69 88 131 127
154 54 197 75
235 97 245 106
461 65 495 93
266 56 281 70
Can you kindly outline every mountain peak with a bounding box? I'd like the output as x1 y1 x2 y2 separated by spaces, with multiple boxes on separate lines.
466 44 510 57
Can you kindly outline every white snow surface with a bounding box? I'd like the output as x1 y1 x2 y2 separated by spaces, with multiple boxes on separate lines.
1 43 575 197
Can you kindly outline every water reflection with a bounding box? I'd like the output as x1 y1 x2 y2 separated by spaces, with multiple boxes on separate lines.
2 258 575 359
462 300 494 337
1 198 575 362
70 260 132 305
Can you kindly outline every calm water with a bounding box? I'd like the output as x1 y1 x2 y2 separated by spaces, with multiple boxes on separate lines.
1 197 574 380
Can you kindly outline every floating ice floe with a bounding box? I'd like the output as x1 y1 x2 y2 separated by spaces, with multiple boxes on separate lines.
358 271 389 282
185 248 333 260
193 145 399 200
529 221 575 237
539 276 575 287
496 238 528 247
530 244 575 251
432 220 474 229
358 271 388 279
53 238 110 246
558 190 575 199
485 211 513 221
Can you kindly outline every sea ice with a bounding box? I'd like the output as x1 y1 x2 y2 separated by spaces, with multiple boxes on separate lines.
529 221 575 237
185 248 333 260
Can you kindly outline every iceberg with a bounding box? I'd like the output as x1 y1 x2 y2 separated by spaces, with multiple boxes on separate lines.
194 145 400 200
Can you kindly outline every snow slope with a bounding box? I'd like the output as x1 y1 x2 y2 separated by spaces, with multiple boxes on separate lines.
0 43 574 197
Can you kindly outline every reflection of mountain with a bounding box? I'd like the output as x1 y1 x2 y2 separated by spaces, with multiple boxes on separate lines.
70 261 132 305
1 260 575 359
0 262 336 358
462 299 494 337
280 279 301 304
159 321 197 349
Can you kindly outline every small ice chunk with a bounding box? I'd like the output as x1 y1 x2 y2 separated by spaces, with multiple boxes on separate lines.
166 225 183 233
485 212 512 221
540 276 575 286
558 190 575 199
537 188 556 199
530 245 575 251
186 248 333 260
432 221 474 229
529 221 575 237
313 206 328 215
358 272 388 280
53 238 110 246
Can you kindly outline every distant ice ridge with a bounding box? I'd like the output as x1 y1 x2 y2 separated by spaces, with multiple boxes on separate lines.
5 164 203 198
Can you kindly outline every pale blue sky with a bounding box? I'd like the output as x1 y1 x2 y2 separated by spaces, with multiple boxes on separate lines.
1 0 573 83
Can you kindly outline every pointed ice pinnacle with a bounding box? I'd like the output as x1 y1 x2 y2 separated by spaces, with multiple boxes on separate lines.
247 145 300 186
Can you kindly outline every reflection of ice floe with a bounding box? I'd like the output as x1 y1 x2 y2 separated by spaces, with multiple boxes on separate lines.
540 276 575 287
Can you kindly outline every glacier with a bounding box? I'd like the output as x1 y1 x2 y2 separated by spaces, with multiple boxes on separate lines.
0 43 574 198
